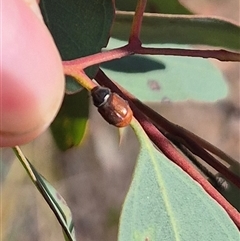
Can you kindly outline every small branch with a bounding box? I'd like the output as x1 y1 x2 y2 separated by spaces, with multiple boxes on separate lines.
95 69 240 229
117 89 240 189
115 81 238 169
136 47 240 62
63 45 240 75
165 134 224 190
129 0 147 43
63 45 133 70
132 110 240 229
175 125 239 168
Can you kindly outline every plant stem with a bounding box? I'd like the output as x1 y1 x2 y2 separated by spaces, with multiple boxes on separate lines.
62 44 240 75
129 0 147 43
136 47 240 61
123 96 240 189
63 45 133 70
107 79 240 187
95 69 240 229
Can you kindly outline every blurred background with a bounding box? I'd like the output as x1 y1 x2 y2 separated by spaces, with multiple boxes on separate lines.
1 0 239 240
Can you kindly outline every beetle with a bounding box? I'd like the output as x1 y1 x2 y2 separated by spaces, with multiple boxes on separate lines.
91 86 133 127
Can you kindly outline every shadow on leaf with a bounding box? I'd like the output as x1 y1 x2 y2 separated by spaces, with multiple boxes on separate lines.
101 55 166 73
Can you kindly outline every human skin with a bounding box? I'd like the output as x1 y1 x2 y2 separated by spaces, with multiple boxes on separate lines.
0 0 65 147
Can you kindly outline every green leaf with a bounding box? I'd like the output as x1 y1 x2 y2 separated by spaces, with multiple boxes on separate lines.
116 0 191 14
13 147 76 241
38 175 75 241
39 0 114 92
118 120 239 241
101 38 228 102
112 12 240 50
51 89 89 151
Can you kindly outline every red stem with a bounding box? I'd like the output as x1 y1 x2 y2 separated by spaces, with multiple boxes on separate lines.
95 69 240 229
137 47 240 61
63 45 133 70
63 45 240 72
121 96 240 189
129 0 147 43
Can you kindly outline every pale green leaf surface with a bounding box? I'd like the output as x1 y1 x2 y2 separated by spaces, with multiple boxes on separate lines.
101 38 227 102
118 120 239 241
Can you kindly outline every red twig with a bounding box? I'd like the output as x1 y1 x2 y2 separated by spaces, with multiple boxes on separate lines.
62 45 240 73
136 47 240 61
95 69 240 229
63 45 133 70
179 127 238 167
129 0 147 43
120 96 240 189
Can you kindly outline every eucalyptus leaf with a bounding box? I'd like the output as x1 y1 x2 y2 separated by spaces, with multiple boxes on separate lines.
40 0 114 93
36 175 75 241
51 89 89 151
118 120 239 241
13 147 76 241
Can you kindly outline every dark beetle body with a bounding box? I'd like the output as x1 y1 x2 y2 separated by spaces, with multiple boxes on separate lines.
91 86 133 127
